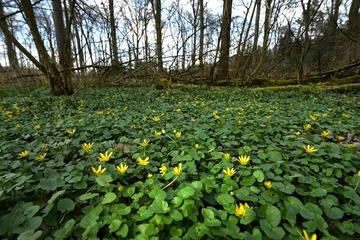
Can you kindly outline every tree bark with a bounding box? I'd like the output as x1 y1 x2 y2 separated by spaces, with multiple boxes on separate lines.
217 0 233 80
150 0 163 72
109 0 119 65
0 0 19 71
348 0 360 62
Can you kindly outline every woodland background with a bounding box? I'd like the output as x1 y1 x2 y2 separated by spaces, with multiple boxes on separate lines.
0 0 359 95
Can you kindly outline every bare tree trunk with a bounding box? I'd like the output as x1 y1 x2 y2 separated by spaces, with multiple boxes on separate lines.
199 0 204 73
348 0 360 62
109 0 119 65
252 0 261 66
150 0 163 72
217 0 233 80
0 0 19 71
191 0 198 66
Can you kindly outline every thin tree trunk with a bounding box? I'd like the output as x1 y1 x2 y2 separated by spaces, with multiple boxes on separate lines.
199 0 204 74
217 0 233 80
150 0 163 72
0 0 19 71
109 0 119 65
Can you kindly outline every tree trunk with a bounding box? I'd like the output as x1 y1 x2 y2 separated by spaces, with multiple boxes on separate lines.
109 0 119 66
348 0 360 62
150 0 163 72
199 0 204 71
217 0 233 80
0 0 19 71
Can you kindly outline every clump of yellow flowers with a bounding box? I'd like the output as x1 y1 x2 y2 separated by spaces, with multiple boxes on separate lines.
19 150 29 158
303 145 317 154
92 165 106 176
235 203 251 218
98 151 113 162
238 155 250 165
172 163 183 176
223 168 236 177
82 143 94 153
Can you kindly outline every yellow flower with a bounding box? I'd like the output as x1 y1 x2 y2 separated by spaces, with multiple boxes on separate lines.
116 163 128 174
175 132 181 138
19 150 29 158
337 136 345 141
309 114 317 121
147 173 153 178
41 144 47 149
303 124 311 130
98 151 113 162
91 165 106 176
34 124 41 130
342 113 349 118
153 116 160 122
137 157 150 166
264 181 272 189
154 130 162 136
321 130 329 137
118 185 124 192
82 143 94 153
223 153 231 160
161 129 166 134
238 155 250 165
303 145 317 153
223 168 236 177
195 144 199 149
35 153 47 161
357 170 360 178
159 164 167 176
139 139 149 147
235 203 250 218
295 131 301 136
172 163 183 176
297 229 317 240
67 129 76 135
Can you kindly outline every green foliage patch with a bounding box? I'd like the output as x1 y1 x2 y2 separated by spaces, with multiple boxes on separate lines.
1 87 360 239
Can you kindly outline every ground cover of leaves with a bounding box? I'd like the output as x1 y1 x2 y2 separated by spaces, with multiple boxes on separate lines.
0 86 360 240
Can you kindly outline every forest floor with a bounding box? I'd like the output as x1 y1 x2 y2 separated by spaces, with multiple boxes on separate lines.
0 86 359 239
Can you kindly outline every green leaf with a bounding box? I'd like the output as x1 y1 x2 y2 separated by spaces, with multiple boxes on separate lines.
149 187 167 200
177 186 195 199
123 186 136 197
169 209 183 221
267 151 282 161
240 175 256 186
314 213 329 234
324 207 344 220
101 192 117 204
262 204 282 227
149 199 170 214
39 178 58 191
96 175 113 187
116 223 129 237
17 230 42 240
109 219 122 233
79 193 99 201
253 170 265 182
201 208 215 219
259 219 285 240
64 219 76 234
309 188 327 197
24 205 40 217
47 190 66 204
216 193 234 207
57 198 75 213
240 208 256 225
